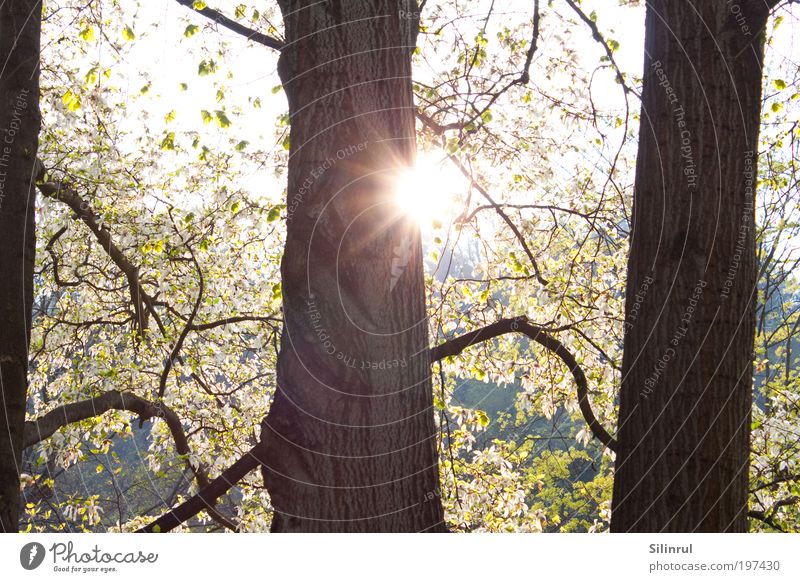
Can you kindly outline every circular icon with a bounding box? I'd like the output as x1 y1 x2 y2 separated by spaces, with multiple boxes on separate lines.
20 542 46 570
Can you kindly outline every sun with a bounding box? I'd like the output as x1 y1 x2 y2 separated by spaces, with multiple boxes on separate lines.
393 153 465 227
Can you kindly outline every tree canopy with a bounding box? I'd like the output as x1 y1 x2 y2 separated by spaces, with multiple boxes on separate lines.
6 0 800 533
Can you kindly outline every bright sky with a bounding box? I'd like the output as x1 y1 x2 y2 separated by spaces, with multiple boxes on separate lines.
45 0 798 226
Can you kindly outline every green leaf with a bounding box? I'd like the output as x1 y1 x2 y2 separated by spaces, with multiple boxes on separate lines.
198 60 216 76
79 26 95 42
445 137 459 154
61 89 81 112
179 82 189 91
160 132 176 151
201 110 213 124
84 67 99 89
214 110 232 128
267 207 281 222
122 26 136 41
476 410 490 428
235 140 249 151
185 24 199 38
774 79 787 90
193 1 207 9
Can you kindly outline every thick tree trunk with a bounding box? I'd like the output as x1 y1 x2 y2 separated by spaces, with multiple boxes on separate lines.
260 0 446 532
611 1 771 532
0 0 41 532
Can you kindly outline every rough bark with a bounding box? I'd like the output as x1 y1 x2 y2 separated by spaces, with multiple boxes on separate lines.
0 0 41 532
611 1 770 532
259 0 445 532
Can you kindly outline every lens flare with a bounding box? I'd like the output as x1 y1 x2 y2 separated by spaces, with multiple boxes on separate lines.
394 153 465 227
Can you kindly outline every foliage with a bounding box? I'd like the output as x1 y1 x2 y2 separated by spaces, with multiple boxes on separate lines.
19 0 800 532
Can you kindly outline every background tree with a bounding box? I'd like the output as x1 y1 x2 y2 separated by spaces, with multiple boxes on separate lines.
0 0 41 532
611 0 778 532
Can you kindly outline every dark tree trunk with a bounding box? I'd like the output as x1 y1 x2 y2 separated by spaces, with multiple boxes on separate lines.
611 1 773 532
0 0 41 532
260 0 446 532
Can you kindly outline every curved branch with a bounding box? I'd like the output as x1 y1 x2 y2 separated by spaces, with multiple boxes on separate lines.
429 315 617 451
450 156 549 286
138 445 261 533
44 226 81 288
413 114 547 286
174 0 284 50
138 315 617 533
24 390 238 531
24 390 188 451
751 473 800 493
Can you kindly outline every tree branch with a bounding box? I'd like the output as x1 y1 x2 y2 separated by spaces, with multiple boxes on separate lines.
174 0 284 51
24 390 238 531
430 315 617 451
188 314 282 332
414 113 548 286
751 473 800 493
563 0 632 95
158 245 203 398
450 155 549 286
748 496 800 531
138 314 618 533
24 390 188 451
137 445 261 533
36 175 164 336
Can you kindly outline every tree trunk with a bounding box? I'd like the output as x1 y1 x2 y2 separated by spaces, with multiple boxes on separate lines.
0 0 41 532
611 1 772 532
260 0 446 532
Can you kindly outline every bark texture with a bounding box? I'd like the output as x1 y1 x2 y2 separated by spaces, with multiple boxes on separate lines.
611 1 770 532
260 0 446 532
0 0 41 532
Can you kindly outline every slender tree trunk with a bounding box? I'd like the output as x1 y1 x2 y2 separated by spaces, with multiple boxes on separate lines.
612 1 772 532
0 0 41 532
260 0 446 532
